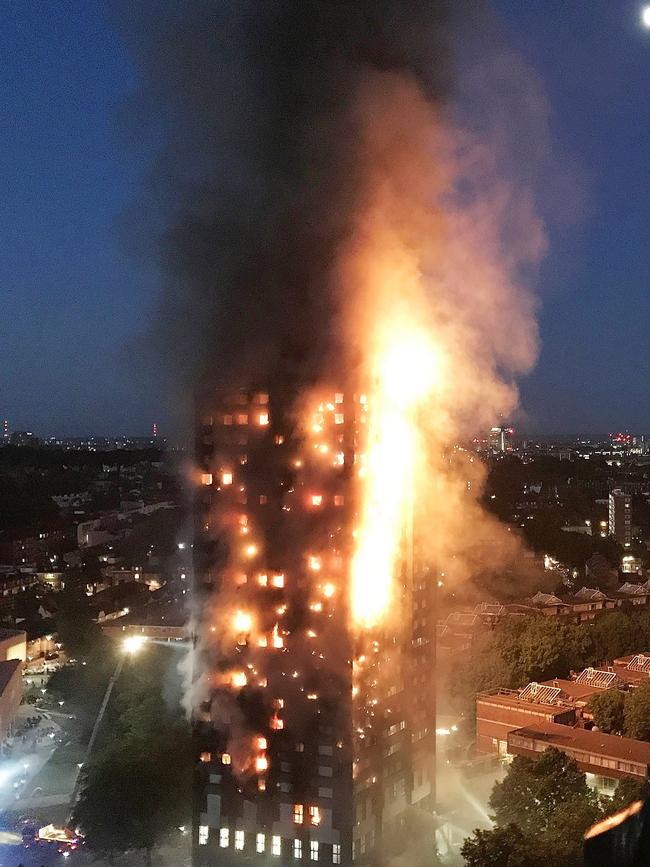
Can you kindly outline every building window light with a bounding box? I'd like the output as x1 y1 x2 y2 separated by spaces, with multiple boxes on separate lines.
334 413 344 424
236 413 248 425
309 806 321 826
219 828 229 848
271 573 285 588
272 835 282 856
311 494 323 507
294 839 302 859
199 751 211 763
333 843 341 864
222 752 231 765
257 833 266 853
334 393 343 404
310 841 319 861
221 471 233 486
258 412 269 425
198 825 208 845
201 473 213 486
293 804 304 824
235 830 245 850
223 414 233 425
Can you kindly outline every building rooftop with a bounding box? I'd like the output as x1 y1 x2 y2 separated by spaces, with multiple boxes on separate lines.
477 688 571 715
509 721 650 766
538 678 605 703
0 628 26 643
574 668 622 690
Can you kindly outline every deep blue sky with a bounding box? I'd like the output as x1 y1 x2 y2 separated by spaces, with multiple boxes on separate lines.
0 1 648 436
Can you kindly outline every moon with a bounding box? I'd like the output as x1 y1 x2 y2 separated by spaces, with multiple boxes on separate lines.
642 5 650 28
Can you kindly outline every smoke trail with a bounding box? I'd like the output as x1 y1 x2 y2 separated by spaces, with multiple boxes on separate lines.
112 4 556 860
111 0 454 412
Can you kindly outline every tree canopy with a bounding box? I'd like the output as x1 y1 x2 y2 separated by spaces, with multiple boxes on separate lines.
464 748 604 867
589 689 626 735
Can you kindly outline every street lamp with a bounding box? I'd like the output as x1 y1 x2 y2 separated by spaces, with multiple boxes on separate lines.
123 635 147 655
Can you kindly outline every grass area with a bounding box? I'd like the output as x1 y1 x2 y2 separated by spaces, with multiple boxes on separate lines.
27 741 86 797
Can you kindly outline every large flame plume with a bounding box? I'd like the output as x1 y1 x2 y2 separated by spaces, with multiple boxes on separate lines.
342 73 544 628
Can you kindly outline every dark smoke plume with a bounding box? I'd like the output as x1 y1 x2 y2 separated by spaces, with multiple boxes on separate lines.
111 0 454 409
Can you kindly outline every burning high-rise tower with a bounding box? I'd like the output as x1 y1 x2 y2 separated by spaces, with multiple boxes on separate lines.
113 2 548 864
193 380 439 866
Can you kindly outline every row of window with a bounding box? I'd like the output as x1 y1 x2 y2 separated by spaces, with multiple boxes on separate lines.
198 827 341 862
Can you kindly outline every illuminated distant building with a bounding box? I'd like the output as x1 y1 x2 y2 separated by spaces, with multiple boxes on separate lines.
488 425 512 454
2 420 8 442
609 489 632 548
10 431 39 447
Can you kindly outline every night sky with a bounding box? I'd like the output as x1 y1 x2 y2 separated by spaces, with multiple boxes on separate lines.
1 1 648 437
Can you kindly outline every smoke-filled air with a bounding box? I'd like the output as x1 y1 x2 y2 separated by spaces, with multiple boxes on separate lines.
113 0 548 800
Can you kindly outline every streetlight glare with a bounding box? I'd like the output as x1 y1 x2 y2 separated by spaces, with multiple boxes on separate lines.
123 635 147 654
642 5 650 28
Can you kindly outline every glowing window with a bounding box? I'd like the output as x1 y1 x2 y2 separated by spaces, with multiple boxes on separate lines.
334 495 344 506
258 573 268 586
293 804 304 824
309 806 321 826
236 413 248 425
333 843 341 864
334 393 343 404
201 473 212 486
221 471 233 486
258 392 269 404
222 752 231 765
198 825 208 845
275 434 284 445
272 574 285 588
257 833 266 853
259 494 268 504
223 414 233 425
310 841 319 861
199 751 211 763
272 835 282 856
334 413 344 425
311 494 323 507
294 839 302 859
219 827 229 848
259 413 269 426
235 830 244 850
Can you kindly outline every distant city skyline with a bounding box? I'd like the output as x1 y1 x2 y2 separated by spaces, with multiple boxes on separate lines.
1 2 648 435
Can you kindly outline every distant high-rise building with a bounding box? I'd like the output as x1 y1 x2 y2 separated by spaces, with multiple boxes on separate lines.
2 420 9 442
609 489 632 548
152 422 158 439
488 425 512 454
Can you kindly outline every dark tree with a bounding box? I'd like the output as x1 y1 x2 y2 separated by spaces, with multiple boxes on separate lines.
589 689 626 734
489 748 600 837
461 824 536 867
624 683 650 741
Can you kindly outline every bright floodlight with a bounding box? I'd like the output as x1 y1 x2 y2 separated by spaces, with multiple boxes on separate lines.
642 5 650 27
123 635 147 654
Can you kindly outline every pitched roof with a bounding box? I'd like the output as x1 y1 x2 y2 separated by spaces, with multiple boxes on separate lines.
573 587 607 602
519 682 562 705
575 668 621 689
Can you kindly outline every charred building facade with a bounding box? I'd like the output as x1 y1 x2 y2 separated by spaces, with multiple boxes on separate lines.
192 386 437 866
193 387 355 866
